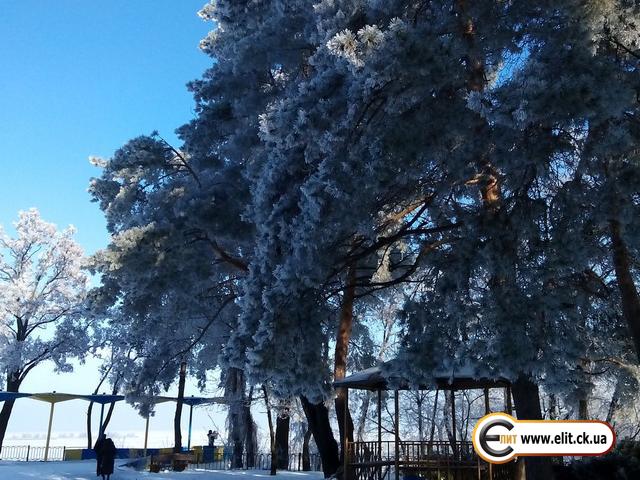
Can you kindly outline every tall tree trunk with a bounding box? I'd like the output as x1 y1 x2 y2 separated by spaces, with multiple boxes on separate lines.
334 264 356 462
442 390 455 447
606 377 622 424
275 403 291 470
356 392 371 441
100 382 121 436
548 393 558 420
416 393 424 441
428 390 440 446
0 371 21 453
302 426 312 471
226 368 247 469
457 0 555 471
173 361 187 453
610 218 640 361
244 386 257 468
263 385 277 475
300 395 340 478
87 401 95 449
86 365 112 448
511 375 555 480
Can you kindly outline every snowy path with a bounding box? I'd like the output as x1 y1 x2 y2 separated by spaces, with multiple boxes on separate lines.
0 460 325 480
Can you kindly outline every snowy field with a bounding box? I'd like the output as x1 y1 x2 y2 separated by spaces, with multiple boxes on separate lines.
0 460 325 480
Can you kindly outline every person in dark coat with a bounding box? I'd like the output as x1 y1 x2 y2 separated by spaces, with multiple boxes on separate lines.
99 436 117 480
93 434 106 477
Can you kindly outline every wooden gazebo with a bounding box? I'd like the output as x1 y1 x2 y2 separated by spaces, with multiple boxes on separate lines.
334 362 517 480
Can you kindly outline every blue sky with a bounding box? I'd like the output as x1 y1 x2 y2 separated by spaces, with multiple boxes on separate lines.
0 1 224 444
0 0 211 254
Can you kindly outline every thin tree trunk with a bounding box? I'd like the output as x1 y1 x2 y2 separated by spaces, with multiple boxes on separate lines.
356 392 371 441
442 390 455 447
302 426 312 471
245 386 257 468
226 368 246 469
606 378 622 424
428 390 440 446
0 372 21 453
610 218 640 361
100 380 121 436
275 404 290 470
300 395 340 478
86 366 112 448
173 361 187 453
416 393 424 441
511 375 555 480
87 401 95 449
548 393 558 420
334 264 356 462
263 385 277 475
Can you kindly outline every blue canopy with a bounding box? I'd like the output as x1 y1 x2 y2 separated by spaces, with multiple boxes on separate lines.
0 392 32 401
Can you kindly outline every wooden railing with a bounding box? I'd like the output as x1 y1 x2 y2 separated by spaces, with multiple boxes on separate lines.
346 440 515 480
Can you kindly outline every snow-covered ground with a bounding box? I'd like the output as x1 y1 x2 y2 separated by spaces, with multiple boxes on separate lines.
0 460 325 480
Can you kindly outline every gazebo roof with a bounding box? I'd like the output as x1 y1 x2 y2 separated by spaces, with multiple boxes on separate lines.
333 361 511 391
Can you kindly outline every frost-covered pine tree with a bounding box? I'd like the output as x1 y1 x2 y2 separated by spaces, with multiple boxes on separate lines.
0 209 88 448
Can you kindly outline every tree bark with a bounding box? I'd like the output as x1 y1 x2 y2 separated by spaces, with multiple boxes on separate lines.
87 401 95 449
302 426 312 471
245 387 257 468
548 393 558 420
0 371 21 453
356 392 371 441
606 378 622 424
334 264 356 462
610 218 640 362
173 361 187 453
86 366 112 448
226 368 247 469
275 408 290 469
300 395 340 478
511 375 555 480
263 385 277 475
100 381 121 435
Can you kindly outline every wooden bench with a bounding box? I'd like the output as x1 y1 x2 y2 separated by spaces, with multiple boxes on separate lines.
149 452 195 472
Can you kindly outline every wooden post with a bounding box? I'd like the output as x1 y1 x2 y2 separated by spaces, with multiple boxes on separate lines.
484 388 490 415
377 389 382 457
44 402 55 461
143 415 150 457
506 386 513 415
344 388 349 480
451 389 457 463
394 390 400 480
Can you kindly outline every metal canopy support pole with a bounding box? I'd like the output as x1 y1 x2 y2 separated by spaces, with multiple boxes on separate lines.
44 402 55 461
394 390 399 480
187 403 194 450
143 415 150 457
99 403 105 437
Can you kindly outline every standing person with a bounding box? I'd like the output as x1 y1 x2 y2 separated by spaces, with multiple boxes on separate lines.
207 430 218 448
93 433 106 477
99 435 117 480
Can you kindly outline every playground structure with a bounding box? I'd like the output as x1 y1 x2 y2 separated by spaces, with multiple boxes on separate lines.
0 391 225 461
334 363 518 480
